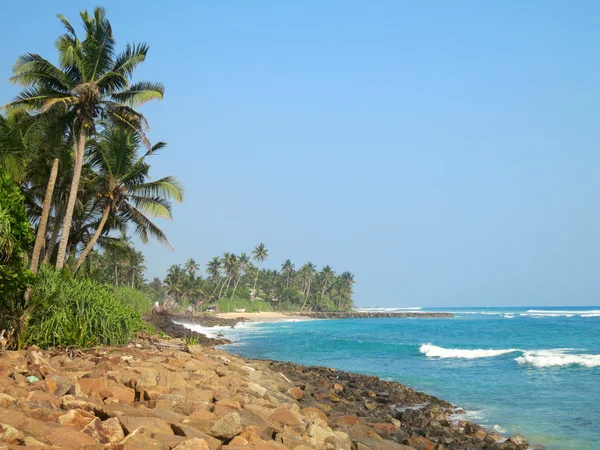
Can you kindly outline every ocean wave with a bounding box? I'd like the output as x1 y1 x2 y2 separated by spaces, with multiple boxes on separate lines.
504 315 515 319
420 344 520 359
516 350 600 368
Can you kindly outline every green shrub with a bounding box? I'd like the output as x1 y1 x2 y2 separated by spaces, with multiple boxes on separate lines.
23 268 145 348
216 298 274 313
0 174 34 331
114 286 153 315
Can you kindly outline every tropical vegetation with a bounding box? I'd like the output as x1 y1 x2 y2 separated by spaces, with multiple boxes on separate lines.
0 7 356 349
152 243 355 313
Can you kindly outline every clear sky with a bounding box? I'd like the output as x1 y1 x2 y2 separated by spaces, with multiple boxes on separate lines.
1 1 598 307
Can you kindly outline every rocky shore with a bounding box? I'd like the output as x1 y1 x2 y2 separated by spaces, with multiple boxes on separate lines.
0 335 531 450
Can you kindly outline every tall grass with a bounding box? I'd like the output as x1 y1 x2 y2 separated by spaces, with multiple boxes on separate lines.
114 286 153 315
23 268 145 348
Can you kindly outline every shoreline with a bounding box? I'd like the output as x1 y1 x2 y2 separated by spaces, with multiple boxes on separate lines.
151 314 534 449
0 337 532 450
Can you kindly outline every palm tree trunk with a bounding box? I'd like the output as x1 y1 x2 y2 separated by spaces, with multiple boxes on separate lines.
231 276 242 300
252 265 261 303
301 280 312 310
73 204 111 273
56 127 87 270
43 217 61 265
30 158 59 275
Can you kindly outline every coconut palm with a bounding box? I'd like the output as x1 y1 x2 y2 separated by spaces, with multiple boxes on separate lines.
251 243 269 299
73 127 183 272
319 265 335 298
300 262 316 310
7 7 164 269
184 258 200 278
230 252 250 300
281 259 295 288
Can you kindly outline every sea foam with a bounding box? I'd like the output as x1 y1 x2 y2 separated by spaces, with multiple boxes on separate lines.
419 344 520 359
515 350 600 368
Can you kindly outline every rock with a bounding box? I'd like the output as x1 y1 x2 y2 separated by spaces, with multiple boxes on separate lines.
120 427 169 449
287 387 304 400
269 407 303 426
83 417 125 443
210 412 243 439
0 423 24 444
0 393 16 408
353 438 414 449
118 416 174 435
42 373 74 397
173 438 210 449
508 434 528 446
403 436 436 450
58 409 96 428
307 422 336 443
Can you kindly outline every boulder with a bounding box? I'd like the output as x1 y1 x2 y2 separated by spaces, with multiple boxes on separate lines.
173 438 210 449
58 409 96 428
210 412 243 439
42 373 74 397
118 416 174 435
83 417 125 443
0 423 24 445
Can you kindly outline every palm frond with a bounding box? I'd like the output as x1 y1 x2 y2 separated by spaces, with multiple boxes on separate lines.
110 81 164 107
129 176 184 202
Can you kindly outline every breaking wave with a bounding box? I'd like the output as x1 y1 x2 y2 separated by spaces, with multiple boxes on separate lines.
421 344 600 368
419 344 520 359
516 350 600 368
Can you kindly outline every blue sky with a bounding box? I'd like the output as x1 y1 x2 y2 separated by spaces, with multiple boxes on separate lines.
1 2 599 306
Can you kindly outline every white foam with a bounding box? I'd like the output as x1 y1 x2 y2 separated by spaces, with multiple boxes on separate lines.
420 344 520 359
504 315 515 319
515 350 600 368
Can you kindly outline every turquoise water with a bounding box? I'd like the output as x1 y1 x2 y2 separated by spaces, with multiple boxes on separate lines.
186 307 600 449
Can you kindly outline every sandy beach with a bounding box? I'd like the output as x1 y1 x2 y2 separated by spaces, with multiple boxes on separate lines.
214 311 310 322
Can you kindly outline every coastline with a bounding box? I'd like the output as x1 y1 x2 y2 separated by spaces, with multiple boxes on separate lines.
157 314 533 449
0 336 531 450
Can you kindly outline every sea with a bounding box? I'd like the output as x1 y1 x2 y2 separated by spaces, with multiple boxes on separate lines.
180 306 600 450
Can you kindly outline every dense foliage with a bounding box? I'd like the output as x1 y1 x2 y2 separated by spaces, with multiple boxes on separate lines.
0 7 358 350
0 174 35 331
153 244 356 312
23 268 146 348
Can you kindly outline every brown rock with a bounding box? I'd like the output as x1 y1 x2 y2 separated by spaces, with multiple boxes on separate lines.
403 436 436 450
287 387 303 400
42 373 74 397
118 416 174 435
173 438 210 449
99 384 135 404
83 417 125 443
268 407 302 426
79 377 108 396
354 438 415 450
58 409 96 429
120 427 169 449
0 423 24 444
0 393 16 408
209 412 243 439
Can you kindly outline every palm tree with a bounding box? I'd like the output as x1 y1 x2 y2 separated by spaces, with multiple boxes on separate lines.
7 7 164 269
281 259 295 288
251 243 269 299
319 265 335 298
300 262 316 310
73 127 183 272
184 258 200 278
206 256 222 300
231 252 250 300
